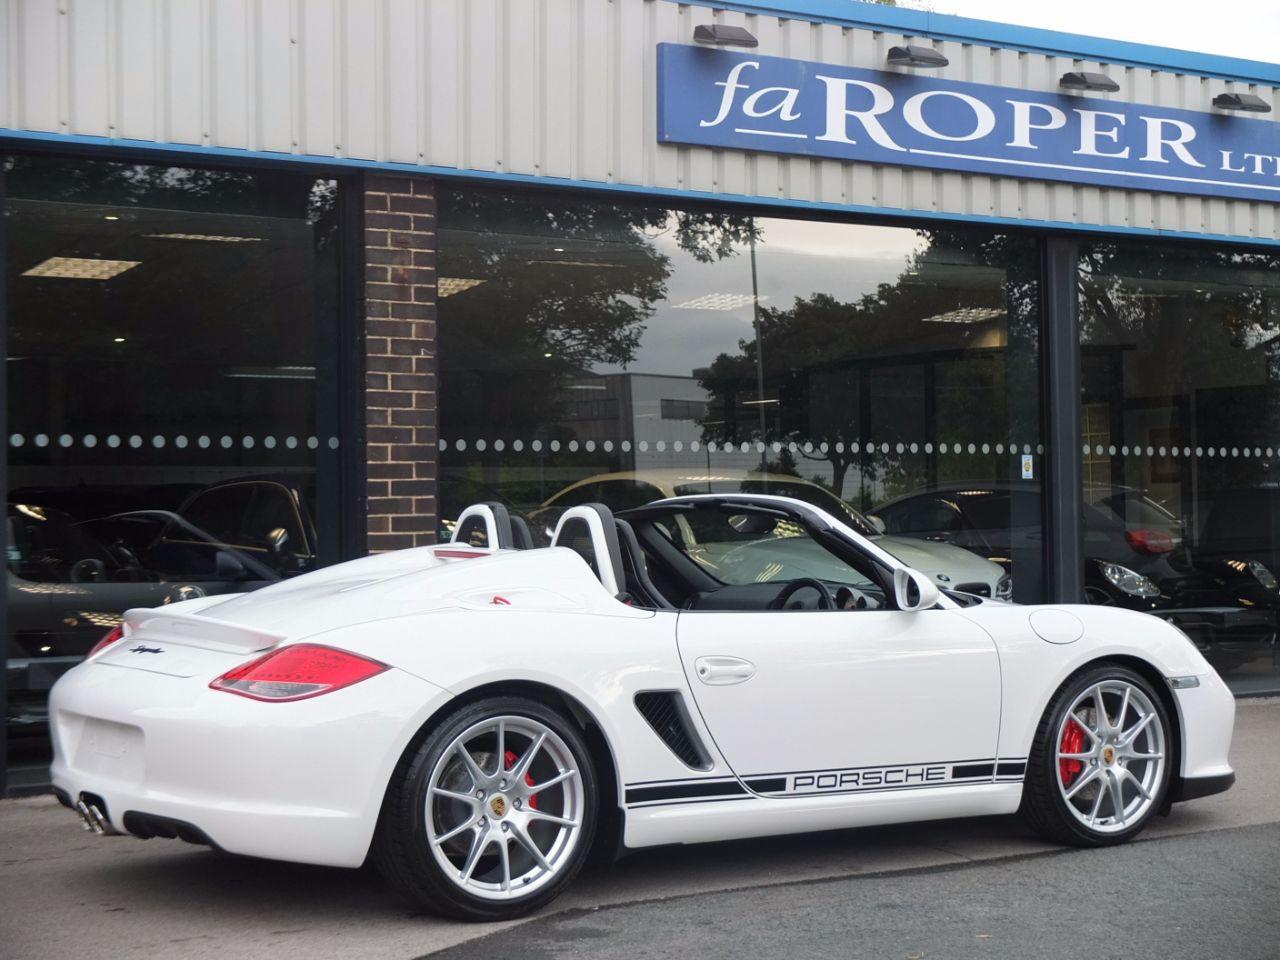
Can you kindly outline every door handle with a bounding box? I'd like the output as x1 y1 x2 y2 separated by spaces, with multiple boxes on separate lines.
694 656 756 685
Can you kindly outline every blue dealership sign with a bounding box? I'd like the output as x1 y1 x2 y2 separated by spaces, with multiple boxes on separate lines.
657 44 1280 204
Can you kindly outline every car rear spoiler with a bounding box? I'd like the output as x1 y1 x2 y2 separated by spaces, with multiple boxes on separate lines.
123 607 287 654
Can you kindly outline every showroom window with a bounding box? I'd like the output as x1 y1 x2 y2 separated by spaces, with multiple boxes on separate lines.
436 186 1045 604
3 155 346 785
1079 239 1280 694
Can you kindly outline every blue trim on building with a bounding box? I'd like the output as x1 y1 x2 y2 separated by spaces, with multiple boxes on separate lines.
3 128 1278 250
683 0 1280 86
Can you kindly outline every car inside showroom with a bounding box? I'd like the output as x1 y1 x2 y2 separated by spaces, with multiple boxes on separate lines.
2 0 1278 801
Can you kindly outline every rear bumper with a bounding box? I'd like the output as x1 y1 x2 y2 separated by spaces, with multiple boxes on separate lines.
48 658 451 868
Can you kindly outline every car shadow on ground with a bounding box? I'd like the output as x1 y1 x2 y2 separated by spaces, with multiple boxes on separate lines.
75 804 1222 931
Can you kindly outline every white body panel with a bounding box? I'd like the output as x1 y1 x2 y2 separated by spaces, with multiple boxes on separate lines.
676 608 1001 777
48 496 1236 868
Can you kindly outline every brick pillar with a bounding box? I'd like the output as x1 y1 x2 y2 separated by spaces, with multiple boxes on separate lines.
363 174 438 552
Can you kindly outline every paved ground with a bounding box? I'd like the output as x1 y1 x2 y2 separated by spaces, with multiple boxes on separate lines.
1 698 1277 960
434 822 1280 960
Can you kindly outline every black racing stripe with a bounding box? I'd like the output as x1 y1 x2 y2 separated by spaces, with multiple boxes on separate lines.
626 795 755 809
759 779 1012 799
951 762 996 779
745 777 787 793
747 758 995 779
996 761 1027 777
624 780 748 804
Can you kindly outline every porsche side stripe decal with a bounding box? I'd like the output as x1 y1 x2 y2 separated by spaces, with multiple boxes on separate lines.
625 759 1027 806
624 780 747 804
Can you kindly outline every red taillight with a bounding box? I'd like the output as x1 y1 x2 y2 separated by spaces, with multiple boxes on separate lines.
88 625 126 658
1124 529 1176 554
209 644 388 702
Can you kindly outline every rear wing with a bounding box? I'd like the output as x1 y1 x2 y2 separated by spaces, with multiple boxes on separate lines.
124 607 286 654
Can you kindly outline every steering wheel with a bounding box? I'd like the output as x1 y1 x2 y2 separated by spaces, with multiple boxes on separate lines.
767 577 835 611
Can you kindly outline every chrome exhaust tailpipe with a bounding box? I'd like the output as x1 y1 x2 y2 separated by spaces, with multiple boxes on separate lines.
75 798 120 836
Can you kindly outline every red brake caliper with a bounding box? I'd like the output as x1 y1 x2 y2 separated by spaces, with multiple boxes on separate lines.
504 750 538 810
1059 717 1086 786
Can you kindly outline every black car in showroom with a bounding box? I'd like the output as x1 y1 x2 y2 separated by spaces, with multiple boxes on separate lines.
6 477 317 745
868 482 1279 674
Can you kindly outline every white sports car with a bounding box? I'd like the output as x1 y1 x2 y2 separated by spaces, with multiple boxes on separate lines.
48 494 1235 921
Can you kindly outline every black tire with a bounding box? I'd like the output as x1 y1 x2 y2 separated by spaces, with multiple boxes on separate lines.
374 696 597 921
1020 663 1172 847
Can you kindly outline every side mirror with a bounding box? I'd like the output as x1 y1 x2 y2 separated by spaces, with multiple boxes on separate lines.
894 567 941 612
214 550 248 581
866 514 887 535
266 527 290 554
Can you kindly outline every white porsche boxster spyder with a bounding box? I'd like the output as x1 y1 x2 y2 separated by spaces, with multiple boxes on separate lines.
48 494 1235 920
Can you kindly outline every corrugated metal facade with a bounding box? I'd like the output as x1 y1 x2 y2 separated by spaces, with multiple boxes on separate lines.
2 0 1277 240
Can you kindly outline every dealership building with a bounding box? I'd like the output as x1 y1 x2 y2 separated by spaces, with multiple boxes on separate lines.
2 0 1279 792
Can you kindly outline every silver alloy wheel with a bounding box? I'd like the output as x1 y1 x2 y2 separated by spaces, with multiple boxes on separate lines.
1055 679 1166 834
425 715 585 901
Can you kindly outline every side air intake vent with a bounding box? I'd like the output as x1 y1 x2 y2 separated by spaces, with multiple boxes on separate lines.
634 691 712 770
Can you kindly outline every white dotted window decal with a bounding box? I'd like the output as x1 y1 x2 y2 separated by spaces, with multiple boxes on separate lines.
286 436 298 450
108 435 121 448
654 441 665 452
153 435 166 448
1219 447 1227 457
689 441 699 452
852 442 861 453
910 442 919 454
923 442 932 454
130 435 143 449
263 436 275 449
755 442 765 453
820 442 829 454
84 435 97 448
1108 445 1116 456
220 435 233 449
513 440 524 452
939 443 948 454
1243 448 1250 458
59 434 73 448
672 441 682 452
803 442 814 454
638 441 648 452
895 443 904 454
835 442 845 454
197 435 210 449
456 439 468 451
175 435 188 449
1269 448 1275 458
621 440 631 452
242 436 254 449
477 439 488 452
307 436 319 450
1208 448 1215 457
494 439 505 452
550 440 560 452
532 440 543 452
740 442 750 453
787 442 798 453
35 434 49 448
9 434 22 447
329 437 340 450
981 443 990 455
965 443 975 454
584 440 595 452
707 441 717 453
603 440 613 452
440 439 450 451
1121 446 1129 456
1231 447 1239 457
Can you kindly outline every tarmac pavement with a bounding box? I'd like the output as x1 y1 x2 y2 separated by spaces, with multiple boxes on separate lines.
1 697 1277 960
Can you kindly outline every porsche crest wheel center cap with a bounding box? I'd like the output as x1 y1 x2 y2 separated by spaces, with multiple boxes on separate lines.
489 795 509 818
1101 745 1116 765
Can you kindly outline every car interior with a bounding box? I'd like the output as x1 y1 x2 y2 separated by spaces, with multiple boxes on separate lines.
455 498 909 613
